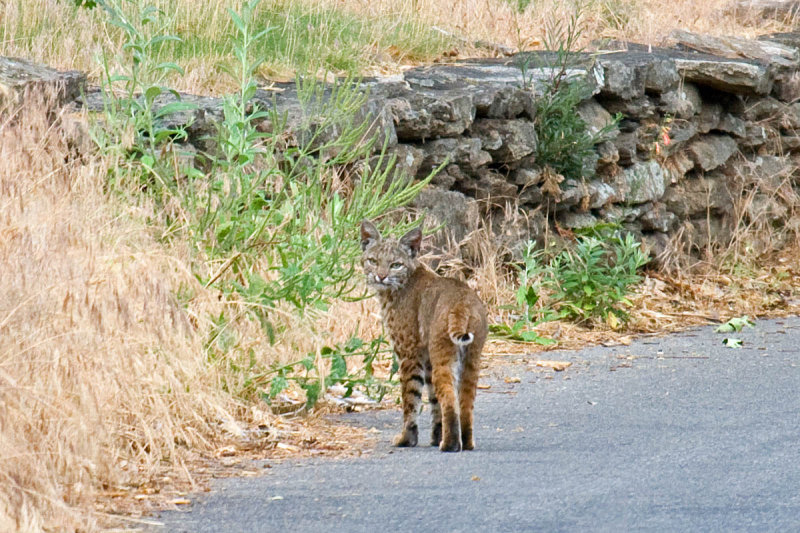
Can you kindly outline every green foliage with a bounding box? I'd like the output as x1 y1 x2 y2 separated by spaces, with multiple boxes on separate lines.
534 81 620 180
90 0 427 405
519 229 649 324
257 335 395 409
517 0 621 181
90 0 196 194
489 241 558 344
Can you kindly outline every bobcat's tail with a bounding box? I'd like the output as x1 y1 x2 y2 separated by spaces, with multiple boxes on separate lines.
448 305 476 347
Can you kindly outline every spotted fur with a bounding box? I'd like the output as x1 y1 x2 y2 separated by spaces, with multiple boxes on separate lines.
360 220 487 452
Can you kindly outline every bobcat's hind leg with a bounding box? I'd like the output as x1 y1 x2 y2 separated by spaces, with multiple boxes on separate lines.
430 337 461 452
425 359 442 446
394 354 423 447
458 342 483 451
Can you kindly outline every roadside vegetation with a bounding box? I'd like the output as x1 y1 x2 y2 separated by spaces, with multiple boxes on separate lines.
3 0 800 530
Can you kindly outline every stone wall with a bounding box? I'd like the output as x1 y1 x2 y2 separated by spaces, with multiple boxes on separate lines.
5 31 800 262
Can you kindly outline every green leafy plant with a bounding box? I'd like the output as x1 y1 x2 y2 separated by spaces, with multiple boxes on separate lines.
513 229 649 325
254 335 395 409
517 0 621 181
489 241 558 344
90 0 196 197
87 0 431 405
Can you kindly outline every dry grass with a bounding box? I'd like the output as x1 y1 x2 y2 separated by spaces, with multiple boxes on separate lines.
2 0 798 95
0 92 381 530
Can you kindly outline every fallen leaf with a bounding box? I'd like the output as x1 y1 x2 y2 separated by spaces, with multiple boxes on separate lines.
722 338 743 348
535 360 572 371
169 498 191 505
504 376 521 383
471 476 481 481
477 383 491 390
276 442 301 452
270 495 284 501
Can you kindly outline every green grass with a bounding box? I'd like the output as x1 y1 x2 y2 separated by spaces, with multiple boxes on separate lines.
1 0 452 89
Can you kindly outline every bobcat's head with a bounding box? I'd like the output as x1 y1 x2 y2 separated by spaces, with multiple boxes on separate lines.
359 220 421 293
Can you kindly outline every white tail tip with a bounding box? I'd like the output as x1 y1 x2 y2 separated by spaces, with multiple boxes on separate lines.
450 332 474 346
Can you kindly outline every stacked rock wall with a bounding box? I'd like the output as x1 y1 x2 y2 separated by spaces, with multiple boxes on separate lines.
4 31 800 261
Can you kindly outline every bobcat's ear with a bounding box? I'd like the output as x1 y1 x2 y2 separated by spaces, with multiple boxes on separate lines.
399 227 422 258
360 220 381 251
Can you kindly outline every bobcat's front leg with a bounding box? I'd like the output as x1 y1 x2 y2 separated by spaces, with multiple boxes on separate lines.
394 351 424 447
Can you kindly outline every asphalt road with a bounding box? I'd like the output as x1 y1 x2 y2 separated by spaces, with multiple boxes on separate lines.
158 317 800 532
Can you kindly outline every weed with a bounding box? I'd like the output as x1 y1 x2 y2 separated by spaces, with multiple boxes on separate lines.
256 335 395 409
516 229 649 326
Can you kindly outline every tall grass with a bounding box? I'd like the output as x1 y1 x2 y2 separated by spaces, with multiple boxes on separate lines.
0 0 452 93
2 0 796 97
0 91 249 530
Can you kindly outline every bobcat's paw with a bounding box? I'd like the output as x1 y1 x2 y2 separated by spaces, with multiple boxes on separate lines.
392 426 418 447
439 437 462 453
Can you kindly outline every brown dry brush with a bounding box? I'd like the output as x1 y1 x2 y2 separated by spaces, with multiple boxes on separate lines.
0 92 266 530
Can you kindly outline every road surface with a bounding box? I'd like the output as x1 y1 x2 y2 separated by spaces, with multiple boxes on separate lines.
158 317 800 532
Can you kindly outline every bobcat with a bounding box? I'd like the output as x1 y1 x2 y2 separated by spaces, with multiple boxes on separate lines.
360 220 487 452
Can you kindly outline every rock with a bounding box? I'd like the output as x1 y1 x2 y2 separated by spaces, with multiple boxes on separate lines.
673 55 773 95
473 86 535 119
640 232 671 261
686 216 735 251
739 123 772 148
0 56 86 108
613 131 640 165
644 59 682 93
512 168 543 187
418 137 491 174
747 192 789 223
779 134 800 151
412 187 480 245
596 140 620 164
662 173 734 218
638 202 678 232
686 134 739 171
459 168 518 206
772 70 800 102
430 164 463 189
622 161 668 204
557 211 598 229
671 29 800 69
695 102 724 133
382 144 425 180
598 95 657 119
597 57 646 99
586 180 617 208
469 119 537 163
387 90 475 141
518 185 544 206
658 84 703 119
599 204 645 224
716 114 748 137
577 99 618 137
726 1 800 20
663 151 695 183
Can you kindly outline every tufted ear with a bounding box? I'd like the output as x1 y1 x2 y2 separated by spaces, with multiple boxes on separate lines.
399 227 422 258
360 220 381 251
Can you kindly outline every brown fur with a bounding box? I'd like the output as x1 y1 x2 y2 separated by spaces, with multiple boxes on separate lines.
360 220 487 452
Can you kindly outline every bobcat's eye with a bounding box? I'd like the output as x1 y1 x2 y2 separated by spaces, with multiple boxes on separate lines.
364 258 376 267
390 262 404 270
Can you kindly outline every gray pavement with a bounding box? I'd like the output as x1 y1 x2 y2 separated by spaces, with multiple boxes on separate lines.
158 317 800 532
